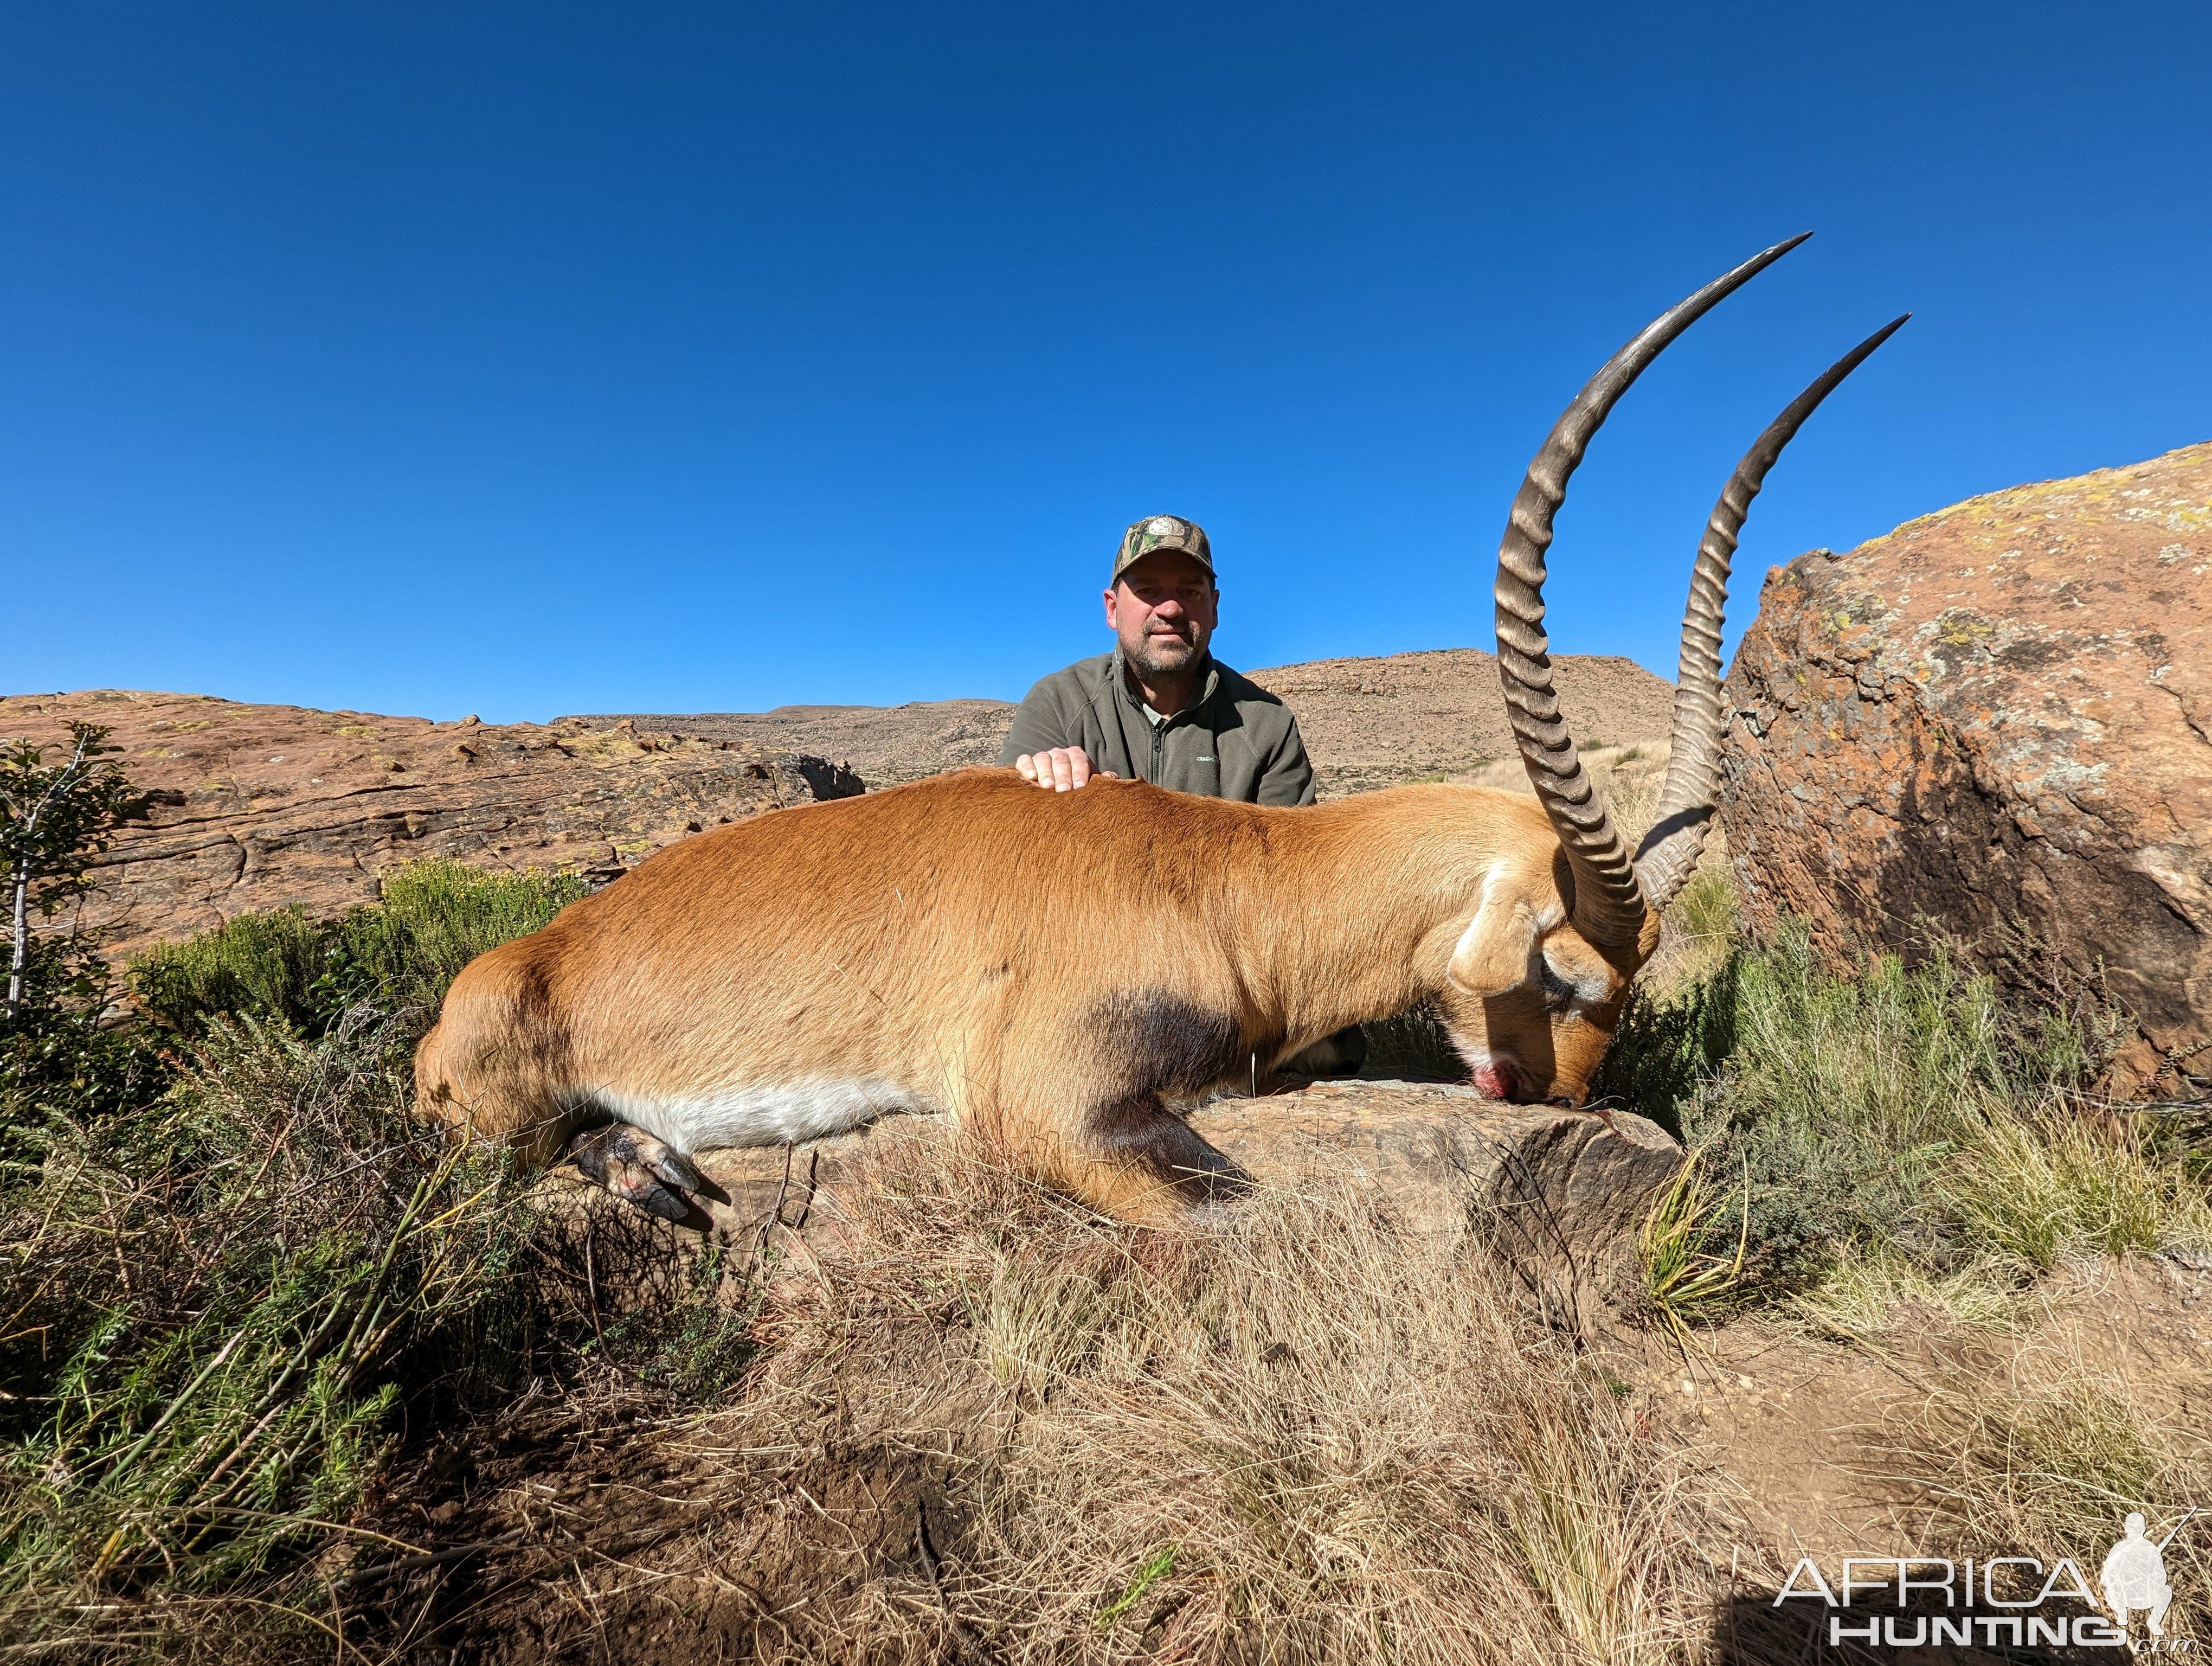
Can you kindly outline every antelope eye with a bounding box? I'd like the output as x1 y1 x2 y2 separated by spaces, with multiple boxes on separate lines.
1537 958 1577 1009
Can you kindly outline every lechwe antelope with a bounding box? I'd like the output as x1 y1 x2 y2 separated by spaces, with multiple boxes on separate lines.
417 235 1904 1225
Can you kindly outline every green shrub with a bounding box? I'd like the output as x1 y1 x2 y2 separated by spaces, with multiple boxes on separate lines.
1 724 159 1160
0 860 756 1655
132 860 587 1039
1602 920 2183 1306
130 903 329 1031
0 1007 537 1639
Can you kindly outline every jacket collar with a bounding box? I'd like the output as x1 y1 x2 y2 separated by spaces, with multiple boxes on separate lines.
1110 647 1218 724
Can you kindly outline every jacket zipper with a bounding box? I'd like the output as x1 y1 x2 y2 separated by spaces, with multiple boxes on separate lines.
1150 720 1164 784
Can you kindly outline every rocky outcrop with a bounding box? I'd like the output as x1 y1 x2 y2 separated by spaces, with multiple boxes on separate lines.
0 689 861 964
586 647 1674 798
635 1079 1682 1321
1723 441 2212 1079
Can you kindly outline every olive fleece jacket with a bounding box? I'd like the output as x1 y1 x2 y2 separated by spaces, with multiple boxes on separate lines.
997 650 1316 806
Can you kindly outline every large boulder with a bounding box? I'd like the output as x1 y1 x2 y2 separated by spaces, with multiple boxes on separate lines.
0 689 861 963
1723 441 2211 1080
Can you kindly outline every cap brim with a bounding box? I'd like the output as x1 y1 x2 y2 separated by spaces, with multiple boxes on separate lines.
1113 542 1215 581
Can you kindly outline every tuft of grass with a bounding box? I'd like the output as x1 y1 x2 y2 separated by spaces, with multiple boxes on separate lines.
1648 858 1740 992
132 860 587 1039
1873 1343 2211 1618
1939 1111 2212 1274
1788 1244 2018 1341
1635 1145 1747 1344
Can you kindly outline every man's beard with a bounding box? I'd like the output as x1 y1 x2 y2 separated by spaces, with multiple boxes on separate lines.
1127 629 1204 677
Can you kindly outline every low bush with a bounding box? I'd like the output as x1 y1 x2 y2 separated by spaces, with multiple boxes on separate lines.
0 1005 535 1649
131 861 587 1040
1602 913 2205 1325
0 862 748 1659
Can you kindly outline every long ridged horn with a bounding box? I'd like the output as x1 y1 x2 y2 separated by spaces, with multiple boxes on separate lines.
1495 234 1810 947
1635 314 1911 910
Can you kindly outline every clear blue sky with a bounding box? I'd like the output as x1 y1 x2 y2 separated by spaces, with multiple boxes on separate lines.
7 3 2208 723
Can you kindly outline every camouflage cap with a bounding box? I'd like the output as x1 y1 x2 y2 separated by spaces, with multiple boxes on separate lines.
1111 515 1214 585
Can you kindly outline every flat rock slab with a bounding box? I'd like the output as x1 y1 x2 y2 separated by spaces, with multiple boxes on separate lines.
605 1079 1682 1317
1188 1078 1682 1265
0 689 861 962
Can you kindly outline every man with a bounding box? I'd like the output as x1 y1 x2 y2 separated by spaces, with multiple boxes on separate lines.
1001 515 1362 1075
1001 514 1315 805
2101 1513 2176 1638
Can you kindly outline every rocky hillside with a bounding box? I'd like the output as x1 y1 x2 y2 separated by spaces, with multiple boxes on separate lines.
584 646 1675 799
0 690 860 964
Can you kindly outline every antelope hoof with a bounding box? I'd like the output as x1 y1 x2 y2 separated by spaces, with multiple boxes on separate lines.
568 1123 708 1221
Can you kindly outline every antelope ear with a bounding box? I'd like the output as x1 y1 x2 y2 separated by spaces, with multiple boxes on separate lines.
1447 890 1541 998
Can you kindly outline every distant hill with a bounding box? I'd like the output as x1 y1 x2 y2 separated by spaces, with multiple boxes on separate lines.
581 646 1675 798
0 690 858 963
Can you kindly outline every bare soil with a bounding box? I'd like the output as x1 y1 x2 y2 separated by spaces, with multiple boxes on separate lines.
1727 1258 2208 1539
1636 1254 2212 1663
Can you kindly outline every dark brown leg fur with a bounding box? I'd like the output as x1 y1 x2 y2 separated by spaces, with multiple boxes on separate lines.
1056 1092 1248 1224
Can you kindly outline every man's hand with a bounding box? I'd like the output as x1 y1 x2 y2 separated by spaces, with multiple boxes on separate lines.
1014 747 1117 791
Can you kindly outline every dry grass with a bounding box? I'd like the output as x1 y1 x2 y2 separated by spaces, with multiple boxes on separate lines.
441 1128 1732 1665
1866 1329 2212 1627
0 1007 538 1661
1939 1112 2212 1275
1786 1244 2018 1342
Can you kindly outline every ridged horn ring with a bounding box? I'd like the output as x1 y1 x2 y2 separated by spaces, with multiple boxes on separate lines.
1494 234 1810 946
1634 313 1911 910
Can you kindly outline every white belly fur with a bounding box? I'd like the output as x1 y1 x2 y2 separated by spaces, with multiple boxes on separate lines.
589 1077 929 1154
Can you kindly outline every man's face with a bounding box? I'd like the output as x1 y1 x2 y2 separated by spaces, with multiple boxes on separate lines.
1105 550 1219 676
